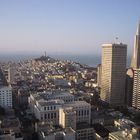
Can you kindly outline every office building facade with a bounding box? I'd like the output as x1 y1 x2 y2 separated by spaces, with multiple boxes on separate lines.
101 43 127 106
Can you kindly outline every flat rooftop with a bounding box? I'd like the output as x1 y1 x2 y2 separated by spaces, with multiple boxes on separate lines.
38 99 64 106
32 90 74 101
1 118 21 129
93 123 110 138
38 123 75 136
64 101 90 107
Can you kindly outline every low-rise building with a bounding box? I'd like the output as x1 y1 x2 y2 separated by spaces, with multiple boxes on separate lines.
0 130 23 140
0 117 23 140
76 122 96 140
114 119 136 130
37 122 75 140
93 123 109 140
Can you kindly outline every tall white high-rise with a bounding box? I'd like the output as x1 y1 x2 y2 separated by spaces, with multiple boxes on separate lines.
132 69 140 109
101 43 127 106
131 22 140 69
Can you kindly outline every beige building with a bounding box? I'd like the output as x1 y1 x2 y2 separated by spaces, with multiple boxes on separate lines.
101 43 127 106
132 69 140 109
59 107 76 130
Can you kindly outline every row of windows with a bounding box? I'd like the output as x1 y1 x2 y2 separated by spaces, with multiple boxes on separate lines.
0 95 12 97
77 110 89 116
41 112 57 120
0 90 11 92
44 106 56 110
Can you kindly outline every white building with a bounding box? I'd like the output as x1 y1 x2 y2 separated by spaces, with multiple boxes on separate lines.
29 92 91 125
132 69 140 109
0 86 12 109
29 93 64 125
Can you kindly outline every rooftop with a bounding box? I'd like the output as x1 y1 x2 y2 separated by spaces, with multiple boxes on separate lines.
64 101 90 107
93 123 110 138
38 99 64 106
38 122 75 137
1 118 21 129
32 90 74 101
102 43 127 47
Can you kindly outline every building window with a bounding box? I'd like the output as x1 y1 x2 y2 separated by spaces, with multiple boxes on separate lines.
48 114 50 119
44 114 47 119
54 113 56 118
82 110 84 116
51 113 53 119
79 111 80 116
84 110 86 115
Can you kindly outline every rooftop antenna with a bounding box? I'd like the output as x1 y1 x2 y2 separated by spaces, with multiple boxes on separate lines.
115 37 119 44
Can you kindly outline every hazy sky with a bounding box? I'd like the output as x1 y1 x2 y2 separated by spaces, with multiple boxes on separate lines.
0 0 140 56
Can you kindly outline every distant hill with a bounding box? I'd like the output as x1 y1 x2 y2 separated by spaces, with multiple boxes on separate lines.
35 56 56 63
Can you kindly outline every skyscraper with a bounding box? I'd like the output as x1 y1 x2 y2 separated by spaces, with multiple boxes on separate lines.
125 68 134 106
131 22 140 69
97 64 102 88
101 43 127 106
132 69 140 109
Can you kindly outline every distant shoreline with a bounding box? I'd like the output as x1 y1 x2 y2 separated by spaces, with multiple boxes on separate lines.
0 54 131 67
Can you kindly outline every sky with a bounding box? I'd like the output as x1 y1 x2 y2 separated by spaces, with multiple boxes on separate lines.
0 0 140 56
